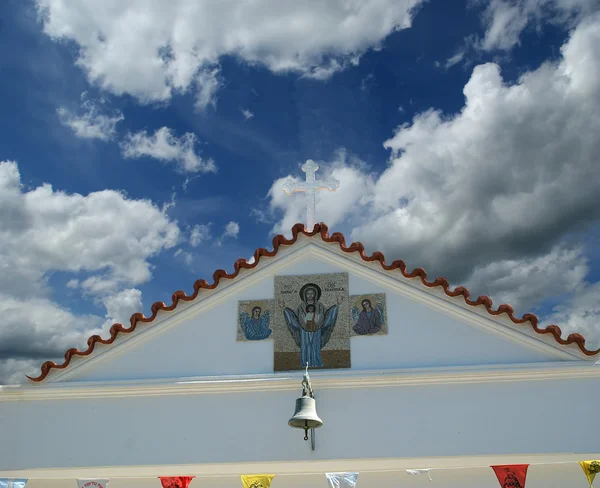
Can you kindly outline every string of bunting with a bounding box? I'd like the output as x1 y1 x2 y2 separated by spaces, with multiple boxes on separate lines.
1 461 598 488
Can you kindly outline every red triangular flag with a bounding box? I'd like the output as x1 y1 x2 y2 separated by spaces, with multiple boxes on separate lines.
491 465 529 488
158 477 195 488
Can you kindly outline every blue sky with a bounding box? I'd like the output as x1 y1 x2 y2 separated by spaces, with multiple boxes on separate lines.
1 0 599 383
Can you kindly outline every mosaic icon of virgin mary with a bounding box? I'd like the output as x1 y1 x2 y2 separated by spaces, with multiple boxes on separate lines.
280 282 341 367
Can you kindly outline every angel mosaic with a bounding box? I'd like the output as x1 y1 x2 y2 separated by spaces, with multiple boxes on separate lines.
280 282 342 367
239 305 272 340
352 295 385 335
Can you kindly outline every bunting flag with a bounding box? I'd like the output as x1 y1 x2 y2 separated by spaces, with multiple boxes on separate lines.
77 480 110 488
406 469 433 481
158 477 195 488
491 465 529 488
580 461 600 488
0 480 28 488
325 472 359 488
240 475 275 488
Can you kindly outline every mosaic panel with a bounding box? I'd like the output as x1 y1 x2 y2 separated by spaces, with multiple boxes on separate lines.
273 272 350 371
350 293 387 336
237 299 275 341
236 272 387 371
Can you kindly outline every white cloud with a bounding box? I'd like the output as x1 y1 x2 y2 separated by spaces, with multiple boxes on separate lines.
102 288 143 328
0 293 105 384
266 12 600 344
465 246 589 316
57 92 123 141
0 359 41 386
213 221 240 247
223 221 240 239
241 108 254 120
195 67 222 111
543 281 600 349
121 127 216 174
189 223 211 246
478 0 593 52
444 50 465 69
36 0 424 104
0 160 180 384
66 278 79 289
0 294 103 361
174 248 194 266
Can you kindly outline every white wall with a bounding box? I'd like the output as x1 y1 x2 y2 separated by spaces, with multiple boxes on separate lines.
1 376 598 471
67 250 562 383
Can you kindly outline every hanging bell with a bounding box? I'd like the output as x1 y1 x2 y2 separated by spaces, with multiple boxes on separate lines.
288 391 323 440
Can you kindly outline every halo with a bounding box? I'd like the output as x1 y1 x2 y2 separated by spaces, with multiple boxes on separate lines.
353 295 374 310
299 282 322 301
243 301 265 317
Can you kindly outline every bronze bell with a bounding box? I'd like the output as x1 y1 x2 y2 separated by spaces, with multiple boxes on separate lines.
288 389 323 441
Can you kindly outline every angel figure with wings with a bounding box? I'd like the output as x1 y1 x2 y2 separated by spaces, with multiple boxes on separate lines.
239 306 272 340
352 298 384 335
280 283 341 367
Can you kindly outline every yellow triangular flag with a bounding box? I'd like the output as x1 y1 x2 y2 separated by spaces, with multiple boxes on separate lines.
580 461 600 488
240 475 275 488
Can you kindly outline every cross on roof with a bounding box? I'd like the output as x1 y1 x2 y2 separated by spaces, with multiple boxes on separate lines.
282 160 340 231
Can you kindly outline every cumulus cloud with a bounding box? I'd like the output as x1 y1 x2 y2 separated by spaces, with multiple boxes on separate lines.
266 12 600 344
464 246 589 316
36 0 424 104
57 92 123 141
0 160 180 384
121 127 216 174
222 221 240 239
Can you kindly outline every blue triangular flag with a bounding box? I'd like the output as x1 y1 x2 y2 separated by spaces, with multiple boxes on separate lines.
0 479 28 488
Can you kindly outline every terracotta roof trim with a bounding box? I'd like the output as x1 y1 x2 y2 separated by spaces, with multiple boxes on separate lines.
27 223 599 382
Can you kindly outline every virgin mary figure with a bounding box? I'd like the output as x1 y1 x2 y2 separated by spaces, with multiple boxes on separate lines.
281 283 340 367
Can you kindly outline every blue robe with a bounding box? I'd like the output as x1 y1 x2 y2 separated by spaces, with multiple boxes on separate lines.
283 302 338 367
240 313 271 340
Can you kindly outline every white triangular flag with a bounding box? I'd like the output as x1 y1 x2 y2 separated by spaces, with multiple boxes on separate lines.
406 469 433 481
325 472 359 488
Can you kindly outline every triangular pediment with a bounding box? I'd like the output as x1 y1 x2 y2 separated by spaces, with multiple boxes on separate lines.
28 225 595 384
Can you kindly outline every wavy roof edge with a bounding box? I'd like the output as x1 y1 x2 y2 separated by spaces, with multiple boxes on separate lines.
27 223 600 382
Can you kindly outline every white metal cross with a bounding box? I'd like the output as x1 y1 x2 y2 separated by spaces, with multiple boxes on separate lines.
282 160 340 231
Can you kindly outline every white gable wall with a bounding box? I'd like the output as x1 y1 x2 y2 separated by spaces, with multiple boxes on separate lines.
62 244 572 383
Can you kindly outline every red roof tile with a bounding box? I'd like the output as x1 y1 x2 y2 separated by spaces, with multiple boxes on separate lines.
27 223 600 382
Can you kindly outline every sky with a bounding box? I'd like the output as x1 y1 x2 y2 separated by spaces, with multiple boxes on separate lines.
1 0 599 384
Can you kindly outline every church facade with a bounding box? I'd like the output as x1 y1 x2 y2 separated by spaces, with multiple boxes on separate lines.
1 223 598 488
